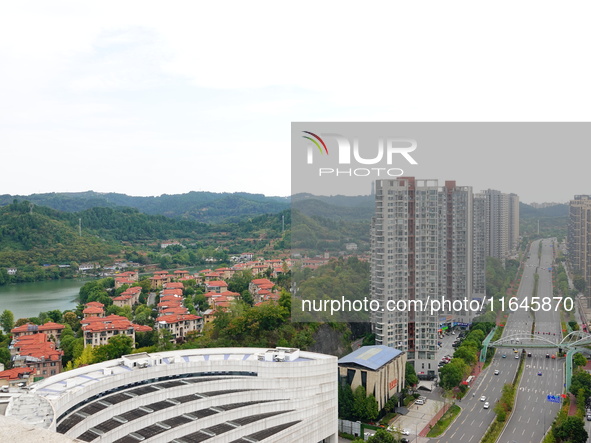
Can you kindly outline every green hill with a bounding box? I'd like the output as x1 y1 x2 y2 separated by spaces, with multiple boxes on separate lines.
0 201 113 267
0 191 290 224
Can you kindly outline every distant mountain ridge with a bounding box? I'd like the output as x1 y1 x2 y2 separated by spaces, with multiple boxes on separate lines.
0 191 290 224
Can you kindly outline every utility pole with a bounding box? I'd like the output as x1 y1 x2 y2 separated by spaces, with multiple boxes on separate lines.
79 218 82 237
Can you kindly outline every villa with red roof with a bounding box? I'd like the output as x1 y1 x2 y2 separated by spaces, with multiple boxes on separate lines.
10 333 63 378
83 303 105 318
205 280 229 293
0 367 34 388
81 315 152 348
11 321 66 345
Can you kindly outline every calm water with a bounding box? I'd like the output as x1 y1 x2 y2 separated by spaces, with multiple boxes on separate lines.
0 279 87 320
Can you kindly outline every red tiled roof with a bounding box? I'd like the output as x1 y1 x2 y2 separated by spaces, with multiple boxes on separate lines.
113 295 132 301
206 280 228 287
251 278 273 285
13 333 62 361
0 367 34 380
164 282 184 289
83 306 104 314
155 314 201 324
160 307 189 315
11 321 65 334
86 301 104 308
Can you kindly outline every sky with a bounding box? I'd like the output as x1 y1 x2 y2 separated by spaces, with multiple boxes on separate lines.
1 1 591 204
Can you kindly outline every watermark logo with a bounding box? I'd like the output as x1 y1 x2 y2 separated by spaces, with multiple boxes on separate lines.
302 131 328 163
302 132 418 177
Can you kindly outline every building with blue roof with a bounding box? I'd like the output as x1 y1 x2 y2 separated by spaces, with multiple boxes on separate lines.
338 345 406 410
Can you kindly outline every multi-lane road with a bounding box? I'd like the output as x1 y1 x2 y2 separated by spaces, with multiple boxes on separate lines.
432 239 564 443
498 239 563 443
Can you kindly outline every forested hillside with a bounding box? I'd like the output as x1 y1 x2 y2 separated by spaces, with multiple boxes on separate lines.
0 191 290 223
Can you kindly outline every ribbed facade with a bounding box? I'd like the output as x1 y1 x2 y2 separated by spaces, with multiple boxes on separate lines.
6 348 338 443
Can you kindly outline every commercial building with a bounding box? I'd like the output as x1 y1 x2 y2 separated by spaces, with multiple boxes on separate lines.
5 347 338 443
338 345 406 410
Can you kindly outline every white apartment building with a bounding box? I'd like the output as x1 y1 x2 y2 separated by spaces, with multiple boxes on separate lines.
371 178 440 377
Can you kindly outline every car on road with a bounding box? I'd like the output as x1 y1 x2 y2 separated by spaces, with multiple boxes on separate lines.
480 395 486 402
494 369 499 375
502 354 506 358
514 354 519 359
546 353 550 358
551 354 556 359
527 352 532 357
538 371 542 376
587 415 591 422
401 429 410 435
483 402 490 409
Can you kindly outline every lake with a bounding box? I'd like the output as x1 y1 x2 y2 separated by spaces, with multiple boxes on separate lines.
0 279 87 320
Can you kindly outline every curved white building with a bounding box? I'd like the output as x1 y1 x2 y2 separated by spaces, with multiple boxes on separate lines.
6 347 337 443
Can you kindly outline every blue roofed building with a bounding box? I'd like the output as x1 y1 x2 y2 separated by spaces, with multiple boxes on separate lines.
338 345 406 410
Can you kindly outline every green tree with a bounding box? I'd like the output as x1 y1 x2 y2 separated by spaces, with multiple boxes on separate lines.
241 290 254 306
574 353 588 368
367 429 396 443
440 358 469 390
570 369 591 398
157 329 175 351
338 383 355 419
553 416 588 443
453 345 478 365
194 294 209 312
405 362 418 387
228 270 254 294
574 276 586 294
0 309 14 333
0 347 11 368
352 386 378 421
93 335 133 363
62 311 79 331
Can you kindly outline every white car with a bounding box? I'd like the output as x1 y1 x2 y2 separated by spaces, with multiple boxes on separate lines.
480 395 486 402
401 429 410 436
494 369 499 375
483 402 490 409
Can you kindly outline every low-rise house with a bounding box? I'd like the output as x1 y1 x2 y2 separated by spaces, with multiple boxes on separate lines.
155 314 203 342
0 367 34 388
206 280 229 294
82 302 105 318
11 321 66 346
81 315 152 348
11 333 63 378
